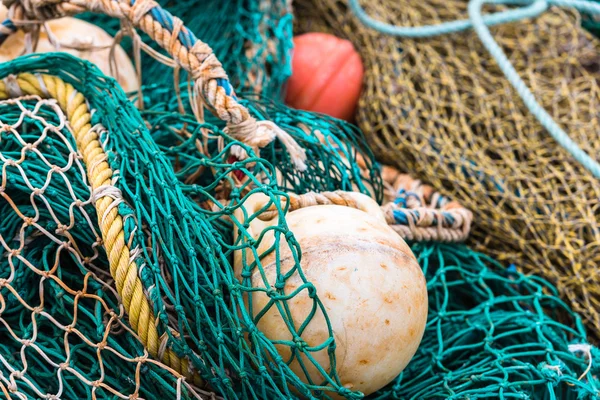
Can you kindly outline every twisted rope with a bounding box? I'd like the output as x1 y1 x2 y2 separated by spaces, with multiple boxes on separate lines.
381 166 473 242
260 166 472 242
0 0 307 170
348 0 600 179
0 72 198 384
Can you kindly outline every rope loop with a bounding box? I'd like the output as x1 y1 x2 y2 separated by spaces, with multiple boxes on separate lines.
256 166 472 242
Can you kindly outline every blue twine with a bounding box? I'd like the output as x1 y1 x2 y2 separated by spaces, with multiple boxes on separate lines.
349 0 600 179
392 208 456 226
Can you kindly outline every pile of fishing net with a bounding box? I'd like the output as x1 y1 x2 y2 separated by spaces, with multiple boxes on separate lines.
296 0 600 341
0 0 599 399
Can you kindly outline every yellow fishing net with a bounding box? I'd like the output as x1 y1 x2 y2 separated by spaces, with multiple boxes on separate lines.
295 0 600 339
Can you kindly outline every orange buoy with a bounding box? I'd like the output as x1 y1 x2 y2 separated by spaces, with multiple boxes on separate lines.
286 33 364 122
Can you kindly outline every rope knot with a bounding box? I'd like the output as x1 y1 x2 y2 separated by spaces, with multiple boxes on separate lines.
226 116 264 146
293 337 307 351
225 119 307 172
337 386 354 397
189 41 225 81
4 75 23 98
134 354 149 364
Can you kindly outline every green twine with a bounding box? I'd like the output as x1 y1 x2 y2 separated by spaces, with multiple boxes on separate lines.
0 10 599 396
376 242 599 399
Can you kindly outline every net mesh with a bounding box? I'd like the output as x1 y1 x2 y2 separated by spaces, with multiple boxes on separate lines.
1 53 599 400
0 95 207 399
0 53 383 399
140 89 382 202
0 0 598 399
295 0 600 341
374 242 600 399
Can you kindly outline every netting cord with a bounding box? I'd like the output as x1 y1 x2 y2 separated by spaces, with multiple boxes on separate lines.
0 72 201 385
0 0 307 171
348 0 600 179
258 167 473 242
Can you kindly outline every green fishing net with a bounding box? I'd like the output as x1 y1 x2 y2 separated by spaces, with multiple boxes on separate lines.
375 242 600 399
1 52 598 400
0 65 206 399
79 0 293 100
0 52 383 399
0 0 599 398
139 88 382 202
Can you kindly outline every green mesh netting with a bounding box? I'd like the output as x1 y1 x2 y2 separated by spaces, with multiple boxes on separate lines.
1 52 599 400
375 242 600 399
79 0 293 100
0 53 381 399
0 83 204 399
139 89 382 202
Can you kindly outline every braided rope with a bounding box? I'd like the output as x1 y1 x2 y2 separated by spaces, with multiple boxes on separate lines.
0 0 307 170
0 72 197 383
259 166 472 242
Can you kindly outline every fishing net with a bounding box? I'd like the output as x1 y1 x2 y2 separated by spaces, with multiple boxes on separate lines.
0 52 366 399
139 91 382 203
0 86 211 400
374 242 600 399
0 0 599 399
295 0 600 340
1 67 597 398
78 0 293 100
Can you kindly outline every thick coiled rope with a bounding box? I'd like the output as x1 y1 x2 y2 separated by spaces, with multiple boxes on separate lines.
259 166 472 243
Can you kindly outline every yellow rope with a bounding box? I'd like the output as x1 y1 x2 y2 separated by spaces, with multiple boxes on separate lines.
0 73 195 383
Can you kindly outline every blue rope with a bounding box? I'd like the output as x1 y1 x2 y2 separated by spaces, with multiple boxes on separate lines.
470 0 600 178
348 0 600 179
347 0 548 37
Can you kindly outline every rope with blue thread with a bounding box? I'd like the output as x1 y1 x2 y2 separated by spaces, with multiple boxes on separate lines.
252 165 473 243
348 0 600 179
0 0 308 170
